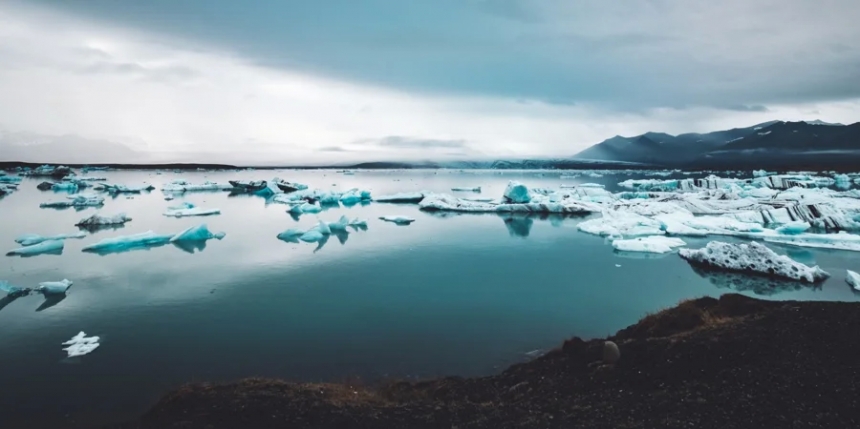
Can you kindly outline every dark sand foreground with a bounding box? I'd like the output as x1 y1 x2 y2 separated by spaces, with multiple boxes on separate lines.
107 294 860 429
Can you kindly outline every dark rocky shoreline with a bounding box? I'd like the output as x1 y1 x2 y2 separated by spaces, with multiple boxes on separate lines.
99 294 860 429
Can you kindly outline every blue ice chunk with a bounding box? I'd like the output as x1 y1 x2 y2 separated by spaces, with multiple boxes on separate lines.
7 240 64 256
327 216 349 232
277 228 305 241
82 231 174 253
299 230 324 242
170 224 226 242
503 181 531 203
775 221 810 235
52 182 79 192
0 175 22 183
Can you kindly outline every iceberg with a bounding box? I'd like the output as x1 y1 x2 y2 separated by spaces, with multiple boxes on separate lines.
339 188 372 205
374 192 425 203
612 236 687 254
15 232 86 246
834 174 851 184
577 211 664 238
228 180 268 192
170 224 226 242
82 231 174 253
37 279 73 295
380 215 416 225
7 240 64 256
452 186 481 192
503 181 531 203
62 331 100 357
679 241 829 283
847 270 860 290
313 220 332 235
654 212 766 238
75 213 132 227
0 175 22 183
40 195 104 209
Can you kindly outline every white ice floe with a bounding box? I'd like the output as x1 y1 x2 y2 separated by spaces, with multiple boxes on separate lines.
62 332 100 357
75 213 132 227
577 210 664 239
40 195 104 208
161 181 232 193
163 203 220 217
452 186 481 192
37 279 73 295
6 240 64 256
679 241 829 283
763 231 860 252
170 224 226 242
15 232 86 246
380 215 416 225
374 192 425 203
654 212 766 238
612 236 687 254
349 218 368 228
846 270 860 290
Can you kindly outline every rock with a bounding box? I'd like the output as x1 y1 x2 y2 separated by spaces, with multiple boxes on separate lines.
603 341 620 364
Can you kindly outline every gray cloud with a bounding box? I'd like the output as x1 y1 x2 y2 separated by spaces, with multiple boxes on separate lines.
318 146 350 152
357 136 469 149
28 0 860 110
724 104 769 113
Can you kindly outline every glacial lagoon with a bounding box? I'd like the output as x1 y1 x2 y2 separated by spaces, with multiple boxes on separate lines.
2 168 860 428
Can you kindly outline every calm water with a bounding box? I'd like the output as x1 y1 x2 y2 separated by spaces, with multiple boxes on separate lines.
1 169 859 428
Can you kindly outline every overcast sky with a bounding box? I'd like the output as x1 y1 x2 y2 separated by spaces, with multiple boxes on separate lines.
2 0 859 163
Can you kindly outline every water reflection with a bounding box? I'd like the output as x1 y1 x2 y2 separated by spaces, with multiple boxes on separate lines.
171 240 209 254
35 294 67 312
689 265 814 296
421 211 584 238
77 224 127 234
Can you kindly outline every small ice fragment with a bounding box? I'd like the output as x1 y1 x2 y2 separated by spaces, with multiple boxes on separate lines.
846 270 860 291
37 279 73 295
374 192 425 203
62 331 100 357
615 264 621 268
163 206 220 217
15 232 86 246
451 186 481 192
612 236 686 254
349 218 368 227
379 215 415 225
7 240 64 256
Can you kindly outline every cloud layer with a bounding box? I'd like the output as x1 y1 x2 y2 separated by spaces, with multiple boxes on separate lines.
0 1 858 164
